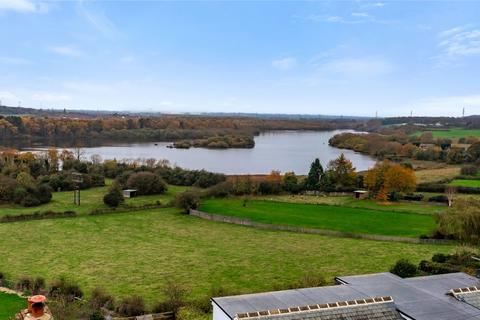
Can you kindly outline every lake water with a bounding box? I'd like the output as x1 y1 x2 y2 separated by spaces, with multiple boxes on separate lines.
33 130 376 174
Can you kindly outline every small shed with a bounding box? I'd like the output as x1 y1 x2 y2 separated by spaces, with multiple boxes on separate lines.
123 189 138 198
353 190 368 199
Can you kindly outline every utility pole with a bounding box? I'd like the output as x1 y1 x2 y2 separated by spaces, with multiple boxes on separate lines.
462 107 465 118
410 110 413 117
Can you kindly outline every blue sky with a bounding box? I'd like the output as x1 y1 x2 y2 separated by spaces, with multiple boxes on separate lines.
0 0 479 116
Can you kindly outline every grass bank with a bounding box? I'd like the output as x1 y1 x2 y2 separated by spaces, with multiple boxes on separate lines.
0 292 25 320
0 208 455 306
199 199 438 238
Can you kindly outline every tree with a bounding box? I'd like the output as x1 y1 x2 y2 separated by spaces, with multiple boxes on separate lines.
364 161 416 199
467 142 480 163
175 191 200 213
446 148 466 164
47 148 60 172
326 154 357 190
437 199 480 243
445 186 456 207
126 172 167 195
103 183 124 207
304 158 323 190
283 172 300 193
16 172 35 189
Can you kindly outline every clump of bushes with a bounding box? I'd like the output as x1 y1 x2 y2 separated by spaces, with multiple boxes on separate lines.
390 259 417 278
103 183 124 207
175 191 201 213
460 165 478 176
126 172 167 195
116 296 146 317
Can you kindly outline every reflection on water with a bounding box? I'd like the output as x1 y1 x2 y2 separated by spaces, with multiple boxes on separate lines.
31 130 376 175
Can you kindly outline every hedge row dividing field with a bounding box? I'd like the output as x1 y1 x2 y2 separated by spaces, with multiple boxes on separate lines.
0 208 455 307
199 199 438 238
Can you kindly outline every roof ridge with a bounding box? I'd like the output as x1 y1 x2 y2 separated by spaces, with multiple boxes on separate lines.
234 296 394 319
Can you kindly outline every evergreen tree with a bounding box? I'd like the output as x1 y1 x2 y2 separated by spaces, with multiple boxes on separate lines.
304 158 324 190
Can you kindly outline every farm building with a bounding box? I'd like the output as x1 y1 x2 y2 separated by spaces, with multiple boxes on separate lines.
122 189 138 198
212 272 480 320
353 190 368 199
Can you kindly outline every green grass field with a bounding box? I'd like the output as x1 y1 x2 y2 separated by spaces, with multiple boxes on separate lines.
199 199 437 237
0 292 25 320
0 208 455 306
449 179 480 188
257 195 446 215
417 129 480 139
0 182 189 217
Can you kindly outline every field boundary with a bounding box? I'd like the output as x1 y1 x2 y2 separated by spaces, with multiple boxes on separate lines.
189 209 454 245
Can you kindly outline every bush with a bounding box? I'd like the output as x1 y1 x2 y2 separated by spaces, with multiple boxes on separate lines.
258 181 282 195
116 296 146 317
175 191 200 213
36 184 53 204
428 195 448 203
403 194 424 201
153 281 186 315
16 276 33 292
21 193 41 207
390 259 417 278
32 277 46 294
431 253 448 263
176 306 208 320
461 165 478 176
206 181 232 198
49 278 84 302
89 287 114 310
126 172 167 195
13 187 28 204
103 185 124 207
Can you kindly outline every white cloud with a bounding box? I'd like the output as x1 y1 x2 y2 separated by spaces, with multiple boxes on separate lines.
0 0 48 13
63 81 113 94
320 57 395 77
50 46 83 57
272 57 297 70
407 94 480 116
437 26 480 58
0 91 19 104
32 92 71 102
76 1 117 38
351 12 370 18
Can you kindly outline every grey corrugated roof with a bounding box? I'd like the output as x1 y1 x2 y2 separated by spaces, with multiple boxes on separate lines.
213 272 480 320
238 302 403 319
337 272 480 320
212 285 371 319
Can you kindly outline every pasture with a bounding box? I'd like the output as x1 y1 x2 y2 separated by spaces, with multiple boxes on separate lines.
0 208 455 307
199 199 438 237
0 183 189 217
449 179 480 188
0 292 25 320
419 129 480 139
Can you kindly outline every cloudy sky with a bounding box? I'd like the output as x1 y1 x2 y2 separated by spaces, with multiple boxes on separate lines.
0 0 479 116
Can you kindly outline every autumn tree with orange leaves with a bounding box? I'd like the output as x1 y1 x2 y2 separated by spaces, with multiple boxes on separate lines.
364 161 416 201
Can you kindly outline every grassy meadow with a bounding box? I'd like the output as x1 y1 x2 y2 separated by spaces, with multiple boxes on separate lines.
0 181 189 217
449 179 480 188
417 129 480 139
0 208 456 307
199 199 438 237
0 292 25 320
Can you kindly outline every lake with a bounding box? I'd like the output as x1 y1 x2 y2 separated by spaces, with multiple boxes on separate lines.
32 130 376 174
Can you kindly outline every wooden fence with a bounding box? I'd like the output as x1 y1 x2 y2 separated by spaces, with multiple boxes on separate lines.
189 209 454 245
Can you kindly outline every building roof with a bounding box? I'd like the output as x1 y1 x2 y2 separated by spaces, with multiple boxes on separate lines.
233 297 403 320
213 272 480 320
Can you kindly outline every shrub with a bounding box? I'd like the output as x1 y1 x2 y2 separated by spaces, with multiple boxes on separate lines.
390 259 417 278
461 165 478 176
126 172 167 195
431 253 448 263
258 180 282 195
206 181 232 198
49 278 84 302
176 307 208 320
116 296 146 317
16 276 33 292
13 187 28 204
32 277 46 294
89 287 114 310
103 184 124 207
21 194 41 207
36 184 53 204
403 194 424 201
153 281 186 315
428 195 448 203
0 176 18 202
175 191 200 213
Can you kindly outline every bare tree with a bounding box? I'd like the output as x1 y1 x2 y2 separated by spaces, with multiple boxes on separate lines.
445 186 456 207
90 154 102 165
73 147 85 161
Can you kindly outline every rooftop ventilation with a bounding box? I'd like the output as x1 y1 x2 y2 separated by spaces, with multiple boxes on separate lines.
234 296 394 319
